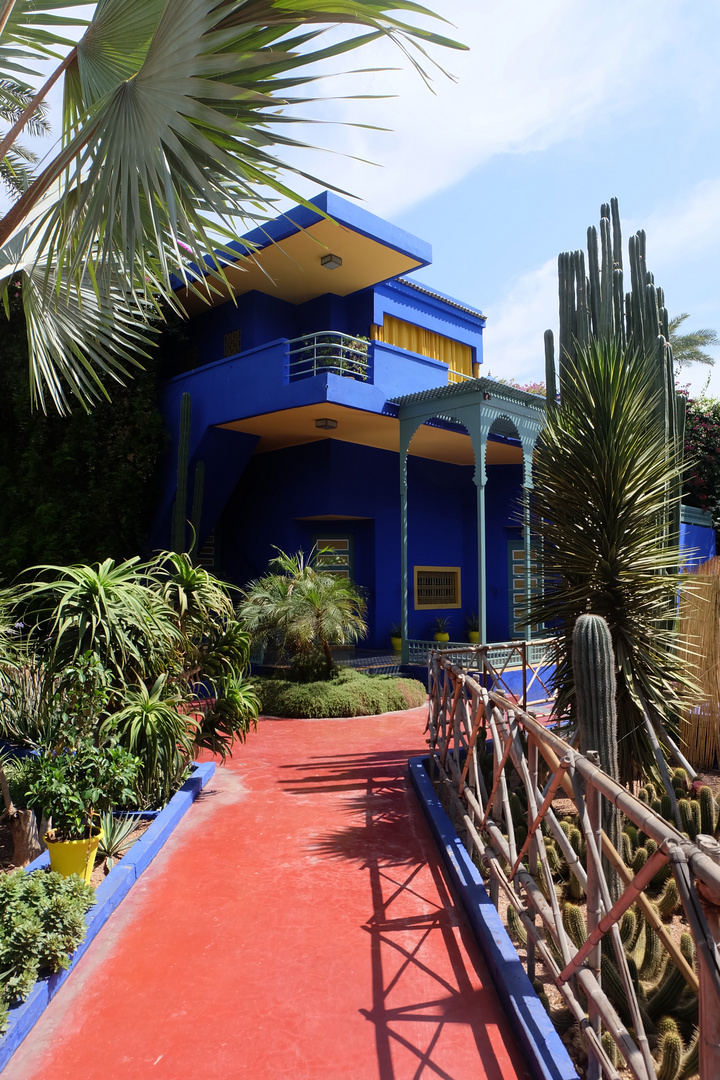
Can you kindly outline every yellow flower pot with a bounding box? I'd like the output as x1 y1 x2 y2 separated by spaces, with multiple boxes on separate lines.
434 632 450 642
468 631 479 643
390 636 402 652
45 828 103 884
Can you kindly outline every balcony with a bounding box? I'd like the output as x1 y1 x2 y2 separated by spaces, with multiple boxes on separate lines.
287 331 370 383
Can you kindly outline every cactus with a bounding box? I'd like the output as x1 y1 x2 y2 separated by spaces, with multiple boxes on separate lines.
507 905 528 947
699 785 717 835
601 1030 619 1068
679 1031 698 1079
639 788 649 803
545 840 564 876
170 392 205 556
678 800 696 841
661 795 674 822
633 847 649 874
622 831 634 865
625 823 639 847
620 908 637 948
657 879 681 920
563 903 588 949
673 768 688 789
656 1030 683 1080
640 923 666 981
646 838 658 855
509 792 525 828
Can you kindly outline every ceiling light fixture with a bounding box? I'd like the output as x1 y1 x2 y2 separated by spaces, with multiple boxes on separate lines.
315 418 338 430
321 253 343 270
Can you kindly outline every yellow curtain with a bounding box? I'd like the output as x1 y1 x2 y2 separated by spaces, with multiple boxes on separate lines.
372 316 474 382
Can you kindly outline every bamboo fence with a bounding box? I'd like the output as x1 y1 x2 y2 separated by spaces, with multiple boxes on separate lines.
679 557 720 769
426 649 720 1080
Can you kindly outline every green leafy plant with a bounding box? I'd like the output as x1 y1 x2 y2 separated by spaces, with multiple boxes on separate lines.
0 869 96 1026
465 612 479 631
238 547 367 680
110 675 194 805
433 616 451 634
16 558 179 681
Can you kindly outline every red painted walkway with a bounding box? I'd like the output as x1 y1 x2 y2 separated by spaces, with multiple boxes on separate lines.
4 709 531 1080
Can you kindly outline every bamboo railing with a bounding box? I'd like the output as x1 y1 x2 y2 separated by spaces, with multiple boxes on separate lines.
426 649 720 1080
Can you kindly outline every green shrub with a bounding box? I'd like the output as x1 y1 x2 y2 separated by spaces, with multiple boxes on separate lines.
0 869 96 1028
254 668 425 718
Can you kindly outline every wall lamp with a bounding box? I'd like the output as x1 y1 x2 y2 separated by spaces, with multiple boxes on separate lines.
321 253 343 270
316 418 338 430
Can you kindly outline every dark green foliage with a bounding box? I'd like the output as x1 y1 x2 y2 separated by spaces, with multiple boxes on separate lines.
0 869 96 1026
0 290 165 576
254 668 426 719
684 394 720 527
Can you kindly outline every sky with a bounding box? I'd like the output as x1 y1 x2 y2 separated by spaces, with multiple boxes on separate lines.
5 0 720 397
277 0 720 398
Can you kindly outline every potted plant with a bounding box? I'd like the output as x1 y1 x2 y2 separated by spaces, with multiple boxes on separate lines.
433 616 451 643
23 738 139 882
389 623 402 652
465 612 479 644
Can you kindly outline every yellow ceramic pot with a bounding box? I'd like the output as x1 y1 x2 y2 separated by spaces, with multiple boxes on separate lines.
468 631 479 643
45 828 103 884
434 632 450 642
390 636 402 652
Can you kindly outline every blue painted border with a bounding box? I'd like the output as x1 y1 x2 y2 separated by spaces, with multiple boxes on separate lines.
408 756 578 1080
0 761 215 1072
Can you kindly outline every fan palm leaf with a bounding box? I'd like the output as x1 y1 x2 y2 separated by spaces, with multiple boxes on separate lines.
527 337 699 782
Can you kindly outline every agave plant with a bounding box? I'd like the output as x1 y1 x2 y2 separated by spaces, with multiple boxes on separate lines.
0 0 461 414
528 337 698 782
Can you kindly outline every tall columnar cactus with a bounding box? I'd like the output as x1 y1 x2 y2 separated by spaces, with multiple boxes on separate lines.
545 198 685 557
171 392 205 555
573 613 621 897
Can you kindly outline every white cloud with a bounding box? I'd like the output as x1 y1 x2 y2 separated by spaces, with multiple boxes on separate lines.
482 258 557 384
638 179 720 268
281 0 680 216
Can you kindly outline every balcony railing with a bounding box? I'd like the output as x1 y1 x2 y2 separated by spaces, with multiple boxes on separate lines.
286 331 370 383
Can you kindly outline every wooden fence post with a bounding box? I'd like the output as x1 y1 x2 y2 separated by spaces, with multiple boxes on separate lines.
695 836 720 1080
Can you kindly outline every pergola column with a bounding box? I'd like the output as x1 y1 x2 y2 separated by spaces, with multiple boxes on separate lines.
399 417 423 664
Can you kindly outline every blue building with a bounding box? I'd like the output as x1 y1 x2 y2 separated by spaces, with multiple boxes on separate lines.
155 192 713 655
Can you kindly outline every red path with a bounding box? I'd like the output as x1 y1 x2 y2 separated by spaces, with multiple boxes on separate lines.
4 709 530 1080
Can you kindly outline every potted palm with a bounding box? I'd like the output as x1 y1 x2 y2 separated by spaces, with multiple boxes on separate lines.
389 623 402 652
433 617 451 643
465 612 479 644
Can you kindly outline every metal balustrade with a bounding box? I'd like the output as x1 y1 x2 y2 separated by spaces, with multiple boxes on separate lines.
426 649 720 1080
286 331 370 382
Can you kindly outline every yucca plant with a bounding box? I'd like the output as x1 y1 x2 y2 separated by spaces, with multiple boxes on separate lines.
0 0 461 414
528 337 698 782
109 675 195 803
97 810 141 872
16 557 180 681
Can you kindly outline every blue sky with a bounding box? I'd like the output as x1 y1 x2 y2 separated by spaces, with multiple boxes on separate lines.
282 0 720 397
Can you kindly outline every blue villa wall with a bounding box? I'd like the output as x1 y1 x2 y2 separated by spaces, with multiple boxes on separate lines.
216 440 520 649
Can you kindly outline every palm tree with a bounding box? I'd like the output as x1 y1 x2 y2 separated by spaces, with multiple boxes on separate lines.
670 313 718 370
0 0 460 414
238 547 367 678
528 337 698 783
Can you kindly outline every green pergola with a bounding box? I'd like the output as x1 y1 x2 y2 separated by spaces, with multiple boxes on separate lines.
392 377 545 659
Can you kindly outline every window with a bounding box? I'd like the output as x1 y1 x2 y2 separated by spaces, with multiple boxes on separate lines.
223 329 242 358
372 316 475 382
508 540 542 636
414 566 461 609
314 536 353 579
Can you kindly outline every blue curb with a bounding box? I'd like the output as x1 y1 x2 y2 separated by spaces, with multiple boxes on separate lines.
408 756 578 1080
0 760 216 1073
